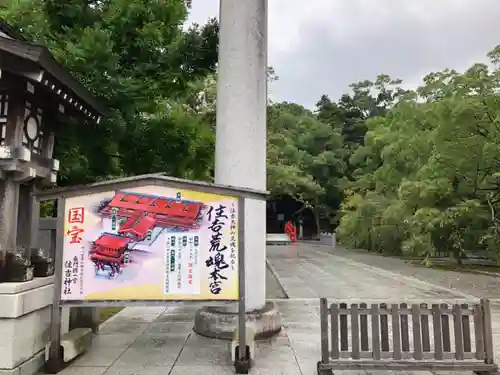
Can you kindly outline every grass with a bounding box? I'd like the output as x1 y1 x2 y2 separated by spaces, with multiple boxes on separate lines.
99 307 123 324
407 260 500 276
345 246 500 276
342 246 500 276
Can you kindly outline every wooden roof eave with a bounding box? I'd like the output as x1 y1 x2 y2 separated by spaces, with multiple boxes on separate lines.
0 36 106 123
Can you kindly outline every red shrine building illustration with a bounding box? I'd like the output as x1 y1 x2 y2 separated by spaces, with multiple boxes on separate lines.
90 190 205 278
99 191 204 230
118 214 156 241
90 233 132 277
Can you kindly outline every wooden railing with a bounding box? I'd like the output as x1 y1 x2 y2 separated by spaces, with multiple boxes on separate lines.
318 298 498 374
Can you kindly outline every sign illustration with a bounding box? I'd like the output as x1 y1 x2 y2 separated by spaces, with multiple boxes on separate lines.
60 185 239 301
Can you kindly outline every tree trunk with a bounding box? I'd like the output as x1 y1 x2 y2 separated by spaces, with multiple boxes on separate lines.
313 208 320 238
453 248 463 265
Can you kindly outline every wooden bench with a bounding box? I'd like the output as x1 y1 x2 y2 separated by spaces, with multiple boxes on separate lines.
317 298 498 374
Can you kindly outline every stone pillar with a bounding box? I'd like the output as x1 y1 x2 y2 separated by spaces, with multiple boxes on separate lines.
17 182 38 255
0 179 20 273
194 0 281 340
215 0 268 311
0 92 23 276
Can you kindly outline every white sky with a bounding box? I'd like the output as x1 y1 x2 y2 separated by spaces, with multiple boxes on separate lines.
188 0 500 108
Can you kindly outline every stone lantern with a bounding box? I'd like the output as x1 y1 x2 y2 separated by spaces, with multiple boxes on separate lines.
0 24 106 279
0 20 106 375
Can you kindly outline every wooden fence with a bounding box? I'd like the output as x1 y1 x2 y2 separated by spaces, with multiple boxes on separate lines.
318 298 498 374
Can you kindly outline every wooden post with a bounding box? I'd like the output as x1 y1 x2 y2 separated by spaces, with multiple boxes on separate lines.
45 198 65 373
319 298 329 364
371 304 381 360
432 304 444 360
390 304 401 360
330 303 339 359
481 299 494 364
351 304 360 359
473 303 485 360
452 304 464 360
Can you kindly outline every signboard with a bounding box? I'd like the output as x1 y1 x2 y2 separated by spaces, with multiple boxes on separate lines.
60 185 239 301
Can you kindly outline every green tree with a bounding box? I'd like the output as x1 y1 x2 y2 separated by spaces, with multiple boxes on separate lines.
337 46 500 263
267 102 345 234
1 0 219 184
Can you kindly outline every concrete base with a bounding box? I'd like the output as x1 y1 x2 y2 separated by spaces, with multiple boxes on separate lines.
0 277 54 375
0 351 44 375
230 326 255 362
194 301 282 340
44 328 93 364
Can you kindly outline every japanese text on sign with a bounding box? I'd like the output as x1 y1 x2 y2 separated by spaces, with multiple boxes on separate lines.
79 246 85 295
63 260 72 295
67 207 86 244
63 257 79 295
205 204 230 295
164 234 200 295
230 203 237 270
68 207 84 224
64 207 86 295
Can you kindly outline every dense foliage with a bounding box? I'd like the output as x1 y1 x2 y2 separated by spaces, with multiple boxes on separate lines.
4 1 500 261
1 0 218 184
338 49 500 263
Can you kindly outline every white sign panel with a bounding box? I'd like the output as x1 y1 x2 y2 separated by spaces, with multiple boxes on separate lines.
164 234 200 295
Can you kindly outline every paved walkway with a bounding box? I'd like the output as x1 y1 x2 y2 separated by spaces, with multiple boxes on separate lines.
267 245 471 300
57 244 500 375
306 244 500 299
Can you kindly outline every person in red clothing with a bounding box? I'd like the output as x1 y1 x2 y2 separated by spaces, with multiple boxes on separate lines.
284 220 297 243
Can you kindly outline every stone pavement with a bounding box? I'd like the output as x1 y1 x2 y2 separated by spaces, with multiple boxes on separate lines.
266 245 472 300
307 244 500 299
55 303 306 375
56 244 500 375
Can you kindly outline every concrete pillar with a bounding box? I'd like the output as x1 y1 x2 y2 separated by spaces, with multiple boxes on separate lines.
194 0 281 341
215 0 268 312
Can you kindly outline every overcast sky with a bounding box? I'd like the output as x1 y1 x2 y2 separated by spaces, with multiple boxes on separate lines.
187 0 500 109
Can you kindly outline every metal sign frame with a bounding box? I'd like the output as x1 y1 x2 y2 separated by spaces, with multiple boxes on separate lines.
37 174 267 373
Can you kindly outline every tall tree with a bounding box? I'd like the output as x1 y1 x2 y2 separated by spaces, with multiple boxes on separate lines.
337 47 500 263
267 102 345 234
1 0 219 184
